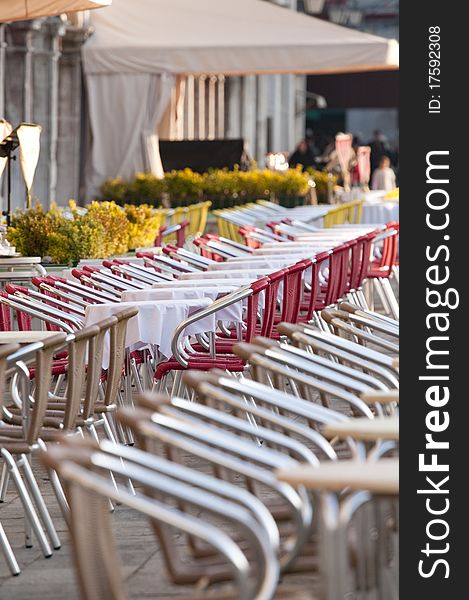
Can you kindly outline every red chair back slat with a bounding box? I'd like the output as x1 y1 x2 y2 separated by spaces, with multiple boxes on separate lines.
259 270 284 338
280 260 311 324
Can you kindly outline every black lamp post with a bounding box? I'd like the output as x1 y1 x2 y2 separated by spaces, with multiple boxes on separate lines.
0 126 20 227
0 123 41 226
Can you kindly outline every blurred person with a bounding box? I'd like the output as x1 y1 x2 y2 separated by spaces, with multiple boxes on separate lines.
288 139 317 168
305 129 320 157
371 155 396 191
350 135 364 186
368 129 391 172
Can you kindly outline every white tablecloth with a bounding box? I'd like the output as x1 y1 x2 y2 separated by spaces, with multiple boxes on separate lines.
252 205 329 227
179 268 273 280
209 257 311 270
152 279 265 308
152 279 253 288
84 297 213 363
122 286 242 324
361 201 399 225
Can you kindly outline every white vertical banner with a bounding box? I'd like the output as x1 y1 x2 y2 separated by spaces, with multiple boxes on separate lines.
335 132 353 192
17 123 42 208
0 119 13 181
357 145 371 190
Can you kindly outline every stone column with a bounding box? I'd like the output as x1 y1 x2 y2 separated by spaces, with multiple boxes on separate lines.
56 24 91 205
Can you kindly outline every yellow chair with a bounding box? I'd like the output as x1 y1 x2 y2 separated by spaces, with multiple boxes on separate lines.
323 205 340 228
348 199 363 224
193 200 212 236
166 201 212 240
323 200 364 227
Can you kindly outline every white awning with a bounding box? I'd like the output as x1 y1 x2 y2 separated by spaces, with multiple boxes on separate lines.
0 0 111 22
83 0 398 76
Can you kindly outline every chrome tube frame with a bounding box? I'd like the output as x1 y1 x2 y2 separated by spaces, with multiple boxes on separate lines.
171 287 252 367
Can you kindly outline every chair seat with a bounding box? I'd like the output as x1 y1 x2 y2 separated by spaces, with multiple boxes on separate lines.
190 340 245 354
29 359 68 379
155 356 245 380
368 266 392 278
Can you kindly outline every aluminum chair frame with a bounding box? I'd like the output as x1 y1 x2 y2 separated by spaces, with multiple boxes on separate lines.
182 370 349 461
42 441 278 600
233 343 374 419
118 403 312 572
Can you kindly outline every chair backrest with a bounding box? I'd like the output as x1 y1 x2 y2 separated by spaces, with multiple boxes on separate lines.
245 278 269 343
4 285 33 331
41 436 277 600
83 316 118 419
62 325 100 432
183 370 340 461
233 341 374 418
370 223 399 278
0 343 20 411
324 243 349 306
27 333 68 445
103 307 139 408
301 251 330 320
280 260 311 324
259 270 284 338
119 396 309 575
0 291 12 331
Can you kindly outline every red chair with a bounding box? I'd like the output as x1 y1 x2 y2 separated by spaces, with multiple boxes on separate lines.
153 282 267 388
154 219 189 248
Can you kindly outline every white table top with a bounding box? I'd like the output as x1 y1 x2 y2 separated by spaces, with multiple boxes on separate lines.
361 202 399 225
84 297 213 363
323 417 399 442
122 286 243 324
179 268 275 280
276 458 399 494
210 257 311 270
0 256 42 265
152 279 253 288
0 331 60 344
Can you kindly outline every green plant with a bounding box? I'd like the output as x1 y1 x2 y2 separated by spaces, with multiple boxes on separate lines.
100 167 313 207
85 201 130 256
100 176 129 202
7 200 134 265
7 203 71 262
163 169 203 200
124 203 163 249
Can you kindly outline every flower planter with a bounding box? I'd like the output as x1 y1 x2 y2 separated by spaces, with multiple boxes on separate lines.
276 195 308 209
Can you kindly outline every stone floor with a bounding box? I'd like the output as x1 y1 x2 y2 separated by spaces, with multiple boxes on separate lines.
0 454 319 600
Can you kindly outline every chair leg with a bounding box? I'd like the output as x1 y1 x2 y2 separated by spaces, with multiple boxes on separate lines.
33 444 67 522
87 423 119 498
373 279 391 316
365 279 375 311
102 413 119 445
130 360 144 394
355 288 370 311
1 450 52 558
0 463 10 502
380 278 399 320
115 391 135 445
170 371 183 397
0 521 20 576
19 455 61 550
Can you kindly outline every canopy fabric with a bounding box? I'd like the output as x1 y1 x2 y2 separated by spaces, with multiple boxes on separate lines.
83 0 398 76
0 0 111 22
85 72 174 195
82 0 398 198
